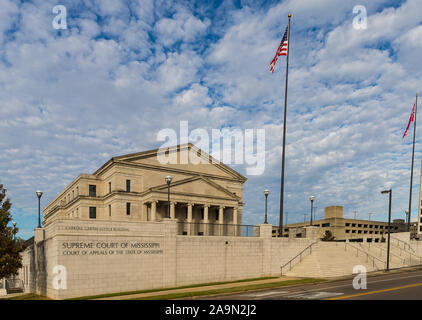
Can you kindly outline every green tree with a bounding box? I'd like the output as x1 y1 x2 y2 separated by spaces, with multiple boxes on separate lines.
0 184 24 279
321 230 335 241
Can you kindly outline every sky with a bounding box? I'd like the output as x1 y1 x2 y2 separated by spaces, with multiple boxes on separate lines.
0 0 421 239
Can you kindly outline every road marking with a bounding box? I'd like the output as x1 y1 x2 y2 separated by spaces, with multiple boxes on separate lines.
325 282 422 300
287 291 344 300
292 272 422 294
244 290 289 297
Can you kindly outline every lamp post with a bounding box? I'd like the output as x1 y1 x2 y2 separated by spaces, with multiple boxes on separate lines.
165 176 172 218
36 190 43 228
264 189 270 224
309 196 315 226
381 189 392 271
12 221 16 240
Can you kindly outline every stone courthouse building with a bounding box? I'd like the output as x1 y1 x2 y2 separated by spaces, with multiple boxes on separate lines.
18 143 316 299
43 143 246 235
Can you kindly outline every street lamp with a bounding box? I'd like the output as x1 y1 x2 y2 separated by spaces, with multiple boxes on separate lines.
381 189 392 271
12 221 16 240
165 176 172 218
36 190 43 228
309 196 315 226
264 189 270 224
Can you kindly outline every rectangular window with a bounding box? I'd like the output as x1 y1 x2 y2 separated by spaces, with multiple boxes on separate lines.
89 207 96 219
126 202 131 215
201 208 204 220
109 182 111 193
89 185 96 197
358 224 362 227
346 230 350 233
215 211 219 220
345 223 350 226
126 180 131 192
109 205 111 217
352 223 356 227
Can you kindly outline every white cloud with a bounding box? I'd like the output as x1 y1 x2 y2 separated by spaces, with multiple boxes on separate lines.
1 0 421 236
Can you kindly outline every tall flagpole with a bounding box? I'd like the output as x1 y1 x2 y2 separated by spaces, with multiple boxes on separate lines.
408 92 418 232
279 13 291 237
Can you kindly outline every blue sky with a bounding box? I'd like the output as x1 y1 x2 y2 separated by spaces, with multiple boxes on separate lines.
0 0 421 239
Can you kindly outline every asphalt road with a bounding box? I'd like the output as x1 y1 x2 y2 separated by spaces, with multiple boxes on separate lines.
202 266 422 300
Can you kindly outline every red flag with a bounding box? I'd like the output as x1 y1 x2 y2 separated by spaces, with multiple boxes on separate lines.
403 102 416 138
270 26 288 73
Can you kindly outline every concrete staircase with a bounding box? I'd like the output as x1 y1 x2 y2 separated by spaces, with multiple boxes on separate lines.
284 241 380 278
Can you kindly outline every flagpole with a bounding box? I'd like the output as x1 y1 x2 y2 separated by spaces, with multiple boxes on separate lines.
279 13 291 237
408 92 418 232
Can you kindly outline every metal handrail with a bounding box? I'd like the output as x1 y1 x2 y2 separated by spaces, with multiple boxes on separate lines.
176 221 259 237
390 236 415 253
358 242 406 265
280 241 317 275
5 278 24 293
345 242 385 270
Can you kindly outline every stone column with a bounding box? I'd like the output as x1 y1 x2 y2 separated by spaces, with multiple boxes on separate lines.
233 207 238 236
204 205 209 235
187 203 193 235
219 206 224 236
258 224 273 276
170 202 175 219
151 201 157 221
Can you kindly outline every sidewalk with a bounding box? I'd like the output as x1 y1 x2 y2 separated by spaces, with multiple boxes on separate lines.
0 292 27 300
95 276 300 300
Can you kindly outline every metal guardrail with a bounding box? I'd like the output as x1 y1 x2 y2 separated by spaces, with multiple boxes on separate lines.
176 222 260 237
390 236 415 253
357 242 406 266
280 242 318 275
5 278 24 293
344 242 385 270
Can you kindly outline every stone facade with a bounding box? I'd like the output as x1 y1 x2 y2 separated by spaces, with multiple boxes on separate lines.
43 144 246 234
20 219 313 299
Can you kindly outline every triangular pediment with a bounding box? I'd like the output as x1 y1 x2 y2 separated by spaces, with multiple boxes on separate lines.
151 176 240 200
112 144 246 182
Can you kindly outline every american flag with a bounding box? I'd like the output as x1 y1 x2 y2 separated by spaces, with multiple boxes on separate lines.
270 26 288 73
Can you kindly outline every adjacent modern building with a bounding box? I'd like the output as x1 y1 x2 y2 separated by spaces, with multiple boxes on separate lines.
273 206 409 242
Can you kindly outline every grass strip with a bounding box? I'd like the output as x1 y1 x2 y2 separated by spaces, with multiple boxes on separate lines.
7 294 51 300
68 276 278 300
